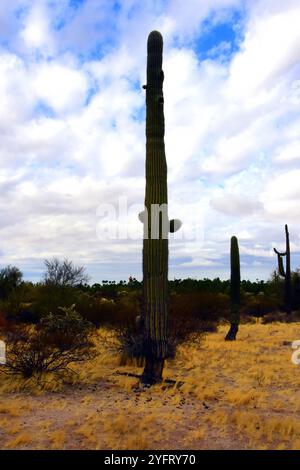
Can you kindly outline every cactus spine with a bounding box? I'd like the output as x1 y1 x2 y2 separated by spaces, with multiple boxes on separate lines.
140 31 181 385
225 236 240 341
274 224 292 314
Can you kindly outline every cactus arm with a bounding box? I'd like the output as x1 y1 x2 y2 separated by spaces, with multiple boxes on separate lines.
273 248 286 257
285 224 292 313
285 224 289 236
276 253 286 278
273 248 286 277
274 225 292 313
140 214 182 234
169 219 182 233
138 211 146 223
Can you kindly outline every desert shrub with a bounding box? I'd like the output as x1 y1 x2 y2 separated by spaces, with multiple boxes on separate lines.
43 258 89 287
116 316 207 363
115 291 225 362
0 284 34 324
75 293 116 325
0 265 23 300
72 291 140 326
0 312 9 333
292 270 300 309
81 290 140 328
116 294 214 362
96 281 119 300
0 271 31 322
116 322 145 365
260 311 287 324
170 292 229 323
113 292 140 326
27 284 79 321
242 293 278 318
261 310 300 324
27 286 131 327
264 271 284 303
239 314 257 324
168 316 207 357
1 305 95 378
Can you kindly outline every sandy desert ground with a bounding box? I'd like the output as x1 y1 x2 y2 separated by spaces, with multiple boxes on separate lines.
1 321 300 450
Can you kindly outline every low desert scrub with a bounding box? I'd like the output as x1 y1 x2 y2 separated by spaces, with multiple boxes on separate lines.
115 314 207 366
1 305 95 379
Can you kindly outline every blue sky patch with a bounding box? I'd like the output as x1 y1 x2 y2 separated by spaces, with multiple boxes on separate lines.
195 9 245 62
69 0 86 10
33 102 56 119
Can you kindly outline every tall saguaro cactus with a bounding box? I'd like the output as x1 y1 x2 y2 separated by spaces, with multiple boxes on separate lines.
225 236 240 341
139 31 181 385
274 224 292 314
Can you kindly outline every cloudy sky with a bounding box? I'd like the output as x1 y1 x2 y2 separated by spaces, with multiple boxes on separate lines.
0 0 300 282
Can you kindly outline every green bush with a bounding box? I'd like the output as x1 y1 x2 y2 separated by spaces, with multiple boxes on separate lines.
2 305 95 378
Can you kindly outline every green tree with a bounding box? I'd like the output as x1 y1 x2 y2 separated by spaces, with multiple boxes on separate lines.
0 265 23 300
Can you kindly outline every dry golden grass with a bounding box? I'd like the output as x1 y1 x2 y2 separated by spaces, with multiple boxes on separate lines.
48 430 67 450
5 432 32 449
0 321 300 449
0 400 24 417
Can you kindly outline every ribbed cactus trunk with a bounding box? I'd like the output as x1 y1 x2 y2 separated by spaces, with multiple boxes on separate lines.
139 31 181 385
274 224 292 314
225 236 240 341
140 30 168 385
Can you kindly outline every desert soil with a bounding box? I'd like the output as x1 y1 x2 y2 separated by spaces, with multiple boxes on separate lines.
1 321 300 450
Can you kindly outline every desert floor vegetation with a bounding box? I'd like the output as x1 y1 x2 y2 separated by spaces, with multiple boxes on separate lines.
1 321 300 450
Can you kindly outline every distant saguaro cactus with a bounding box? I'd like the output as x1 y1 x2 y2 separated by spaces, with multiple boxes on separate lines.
225 236 240 341
139 31 181 385
274 224 292 314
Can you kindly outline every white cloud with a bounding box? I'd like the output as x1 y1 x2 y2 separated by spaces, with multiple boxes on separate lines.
210 193 263 216
33 62 89 114
227 2 300 99
20 5 53 53
0 53 34 126
274 140 300 164
262 169 300 220
0 0 300 281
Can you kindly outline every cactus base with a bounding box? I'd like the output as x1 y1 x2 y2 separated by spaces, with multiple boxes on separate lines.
225 324 239 341
141 358 164 385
